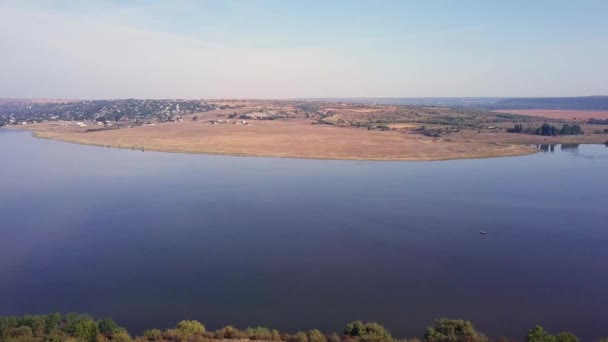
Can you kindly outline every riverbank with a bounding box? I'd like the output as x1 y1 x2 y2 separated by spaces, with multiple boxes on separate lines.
6 121 538 161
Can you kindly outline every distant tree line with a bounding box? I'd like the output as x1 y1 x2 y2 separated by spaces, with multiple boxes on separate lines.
507 123 583 136
0 100 214 124
587 118 608 125
2 314 606 342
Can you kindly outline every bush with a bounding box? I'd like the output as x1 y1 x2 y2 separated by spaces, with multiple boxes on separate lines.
554 332 579 342
72 320 100 342
214 325 247 339
98 318 120 337
19 315 46 337
6 326 34 339
163 328 183 341
289 331 309 342
143 329 162 341
176 320 205 335
44 314 61 334
424 318 487 342
308 329 327 342
326 333 341 342
344 321 393 342
245 326 281 340
526 326 555 342
113 331 133 342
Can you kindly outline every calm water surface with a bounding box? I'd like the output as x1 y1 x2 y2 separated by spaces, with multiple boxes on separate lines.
1 130 607 340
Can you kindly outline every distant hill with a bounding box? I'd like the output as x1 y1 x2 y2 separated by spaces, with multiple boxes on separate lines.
298 96 608 110
297 97 504 107
492 96 608 110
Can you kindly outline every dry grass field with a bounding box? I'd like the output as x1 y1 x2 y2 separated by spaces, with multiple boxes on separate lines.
494 109 608 120
10 100 608 161
21 119 535 161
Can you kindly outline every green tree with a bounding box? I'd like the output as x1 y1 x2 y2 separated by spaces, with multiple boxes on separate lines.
72 320 100 342
98 318 120 337
345 321 367 337
44 313 61 334
19 315 46 337
526 326 556 342
554 332 579 342
424 318 487 342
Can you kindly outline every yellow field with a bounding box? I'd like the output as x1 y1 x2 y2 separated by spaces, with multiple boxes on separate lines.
19 119 537 161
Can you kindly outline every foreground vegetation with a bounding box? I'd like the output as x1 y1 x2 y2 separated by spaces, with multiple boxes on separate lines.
1 314 606 342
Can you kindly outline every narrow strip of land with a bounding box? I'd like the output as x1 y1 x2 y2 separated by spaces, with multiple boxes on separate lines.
6 100 608 161
13 120 536 161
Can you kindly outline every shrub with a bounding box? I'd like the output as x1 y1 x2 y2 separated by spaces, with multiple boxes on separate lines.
72 320 100 342
6 326 34 339
113 331 133 342
143 329 162 341
176 320 205 335
344 321 393 342
163 328 183 341
44 314 61 334
245 326 281 340
554 332 579 342
327 333 341 342
308 329 327 342
289 331 309 342
98 318 120 337
19 315 46 337
424 318 487 342
214 325 247 339
526 326 555 342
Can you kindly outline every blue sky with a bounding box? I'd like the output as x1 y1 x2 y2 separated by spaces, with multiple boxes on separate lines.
0 0 607 98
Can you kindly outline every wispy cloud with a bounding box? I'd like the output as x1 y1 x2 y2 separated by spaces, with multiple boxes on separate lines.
0 5 372 98
0 1 606 98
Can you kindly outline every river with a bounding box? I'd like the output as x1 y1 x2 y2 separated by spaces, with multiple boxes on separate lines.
1 129 607 340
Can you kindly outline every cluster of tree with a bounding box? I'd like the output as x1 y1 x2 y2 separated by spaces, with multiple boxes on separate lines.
415 126 460 138
0 313 130 342
418 127 444 137
2 314 607 342
492 96 608 110
507 123 583 136
525 326 592 342
0 100 214 124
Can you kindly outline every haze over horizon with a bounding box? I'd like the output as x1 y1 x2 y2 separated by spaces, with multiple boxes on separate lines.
1 0 607 99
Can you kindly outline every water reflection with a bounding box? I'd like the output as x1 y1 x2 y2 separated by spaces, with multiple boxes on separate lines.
534 144 556 152
561 144 580 153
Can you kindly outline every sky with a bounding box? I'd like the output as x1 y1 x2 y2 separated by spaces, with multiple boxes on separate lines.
0 0 607 99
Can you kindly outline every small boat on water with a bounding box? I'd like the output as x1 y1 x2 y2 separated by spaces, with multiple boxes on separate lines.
480 230 488 235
